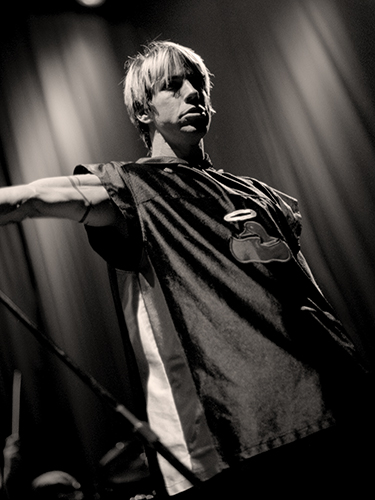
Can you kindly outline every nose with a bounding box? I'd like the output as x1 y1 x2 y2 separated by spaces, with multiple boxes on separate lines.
182 79 200 103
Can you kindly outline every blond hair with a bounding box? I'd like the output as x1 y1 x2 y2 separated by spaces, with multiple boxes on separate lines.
124 41 214 149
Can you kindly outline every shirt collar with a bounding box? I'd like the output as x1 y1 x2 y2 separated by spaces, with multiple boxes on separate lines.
136 154 213 170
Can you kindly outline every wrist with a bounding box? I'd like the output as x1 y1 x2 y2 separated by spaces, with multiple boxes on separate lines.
0 185 35 225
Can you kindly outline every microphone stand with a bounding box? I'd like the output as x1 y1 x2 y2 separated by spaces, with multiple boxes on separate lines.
0 288 201 488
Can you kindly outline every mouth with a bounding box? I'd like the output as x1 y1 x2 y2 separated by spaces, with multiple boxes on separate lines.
181 105 206 117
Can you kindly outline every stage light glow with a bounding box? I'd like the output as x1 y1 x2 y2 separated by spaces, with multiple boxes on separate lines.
76 0 106 7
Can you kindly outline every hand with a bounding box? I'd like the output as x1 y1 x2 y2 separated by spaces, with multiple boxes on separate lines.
3 434 22 487
0 185 33 225
3 434 21 463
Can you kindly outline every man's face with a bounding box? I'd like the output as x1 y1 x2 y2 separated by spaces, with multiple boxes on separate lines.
147 71 211 149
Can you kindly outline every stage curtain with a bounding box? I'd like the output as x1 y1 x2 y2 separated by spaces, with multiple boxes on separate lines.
0 12 147 491
205 0 375 365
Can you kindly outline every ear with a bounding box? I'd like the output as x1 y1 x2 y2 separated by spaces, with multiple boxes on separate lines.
137 111 153 125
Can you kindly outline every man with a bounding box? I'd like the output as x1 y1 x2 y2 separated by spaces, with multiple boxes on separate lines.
31 471 84 500
0 41 372 499
1 434 84 499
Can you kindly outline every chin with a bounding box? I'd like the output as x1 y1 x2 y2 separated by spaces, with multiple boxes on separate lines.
182 118 210 135
180 127 208 145
182 124 207 133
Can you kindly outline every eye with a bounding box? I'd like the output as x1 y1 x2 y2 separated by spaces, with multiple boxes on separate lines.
187 73 205 93
161 76 183 92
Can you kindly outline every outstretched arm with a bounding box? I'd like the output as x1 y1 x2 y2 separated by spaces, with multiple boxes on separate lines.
0 174 118 227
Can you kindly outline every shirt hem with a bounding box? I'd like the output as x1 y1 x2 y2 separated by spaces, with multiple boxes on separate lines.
165 416 336 495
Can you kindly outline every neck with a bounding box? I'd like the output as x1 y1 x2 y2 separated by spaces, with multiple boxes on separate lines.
150 131 205 163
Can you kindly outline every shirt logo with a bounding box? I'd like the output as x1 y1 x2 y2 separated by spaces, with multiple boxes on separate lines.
225 210 291 264
224 208 257 222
